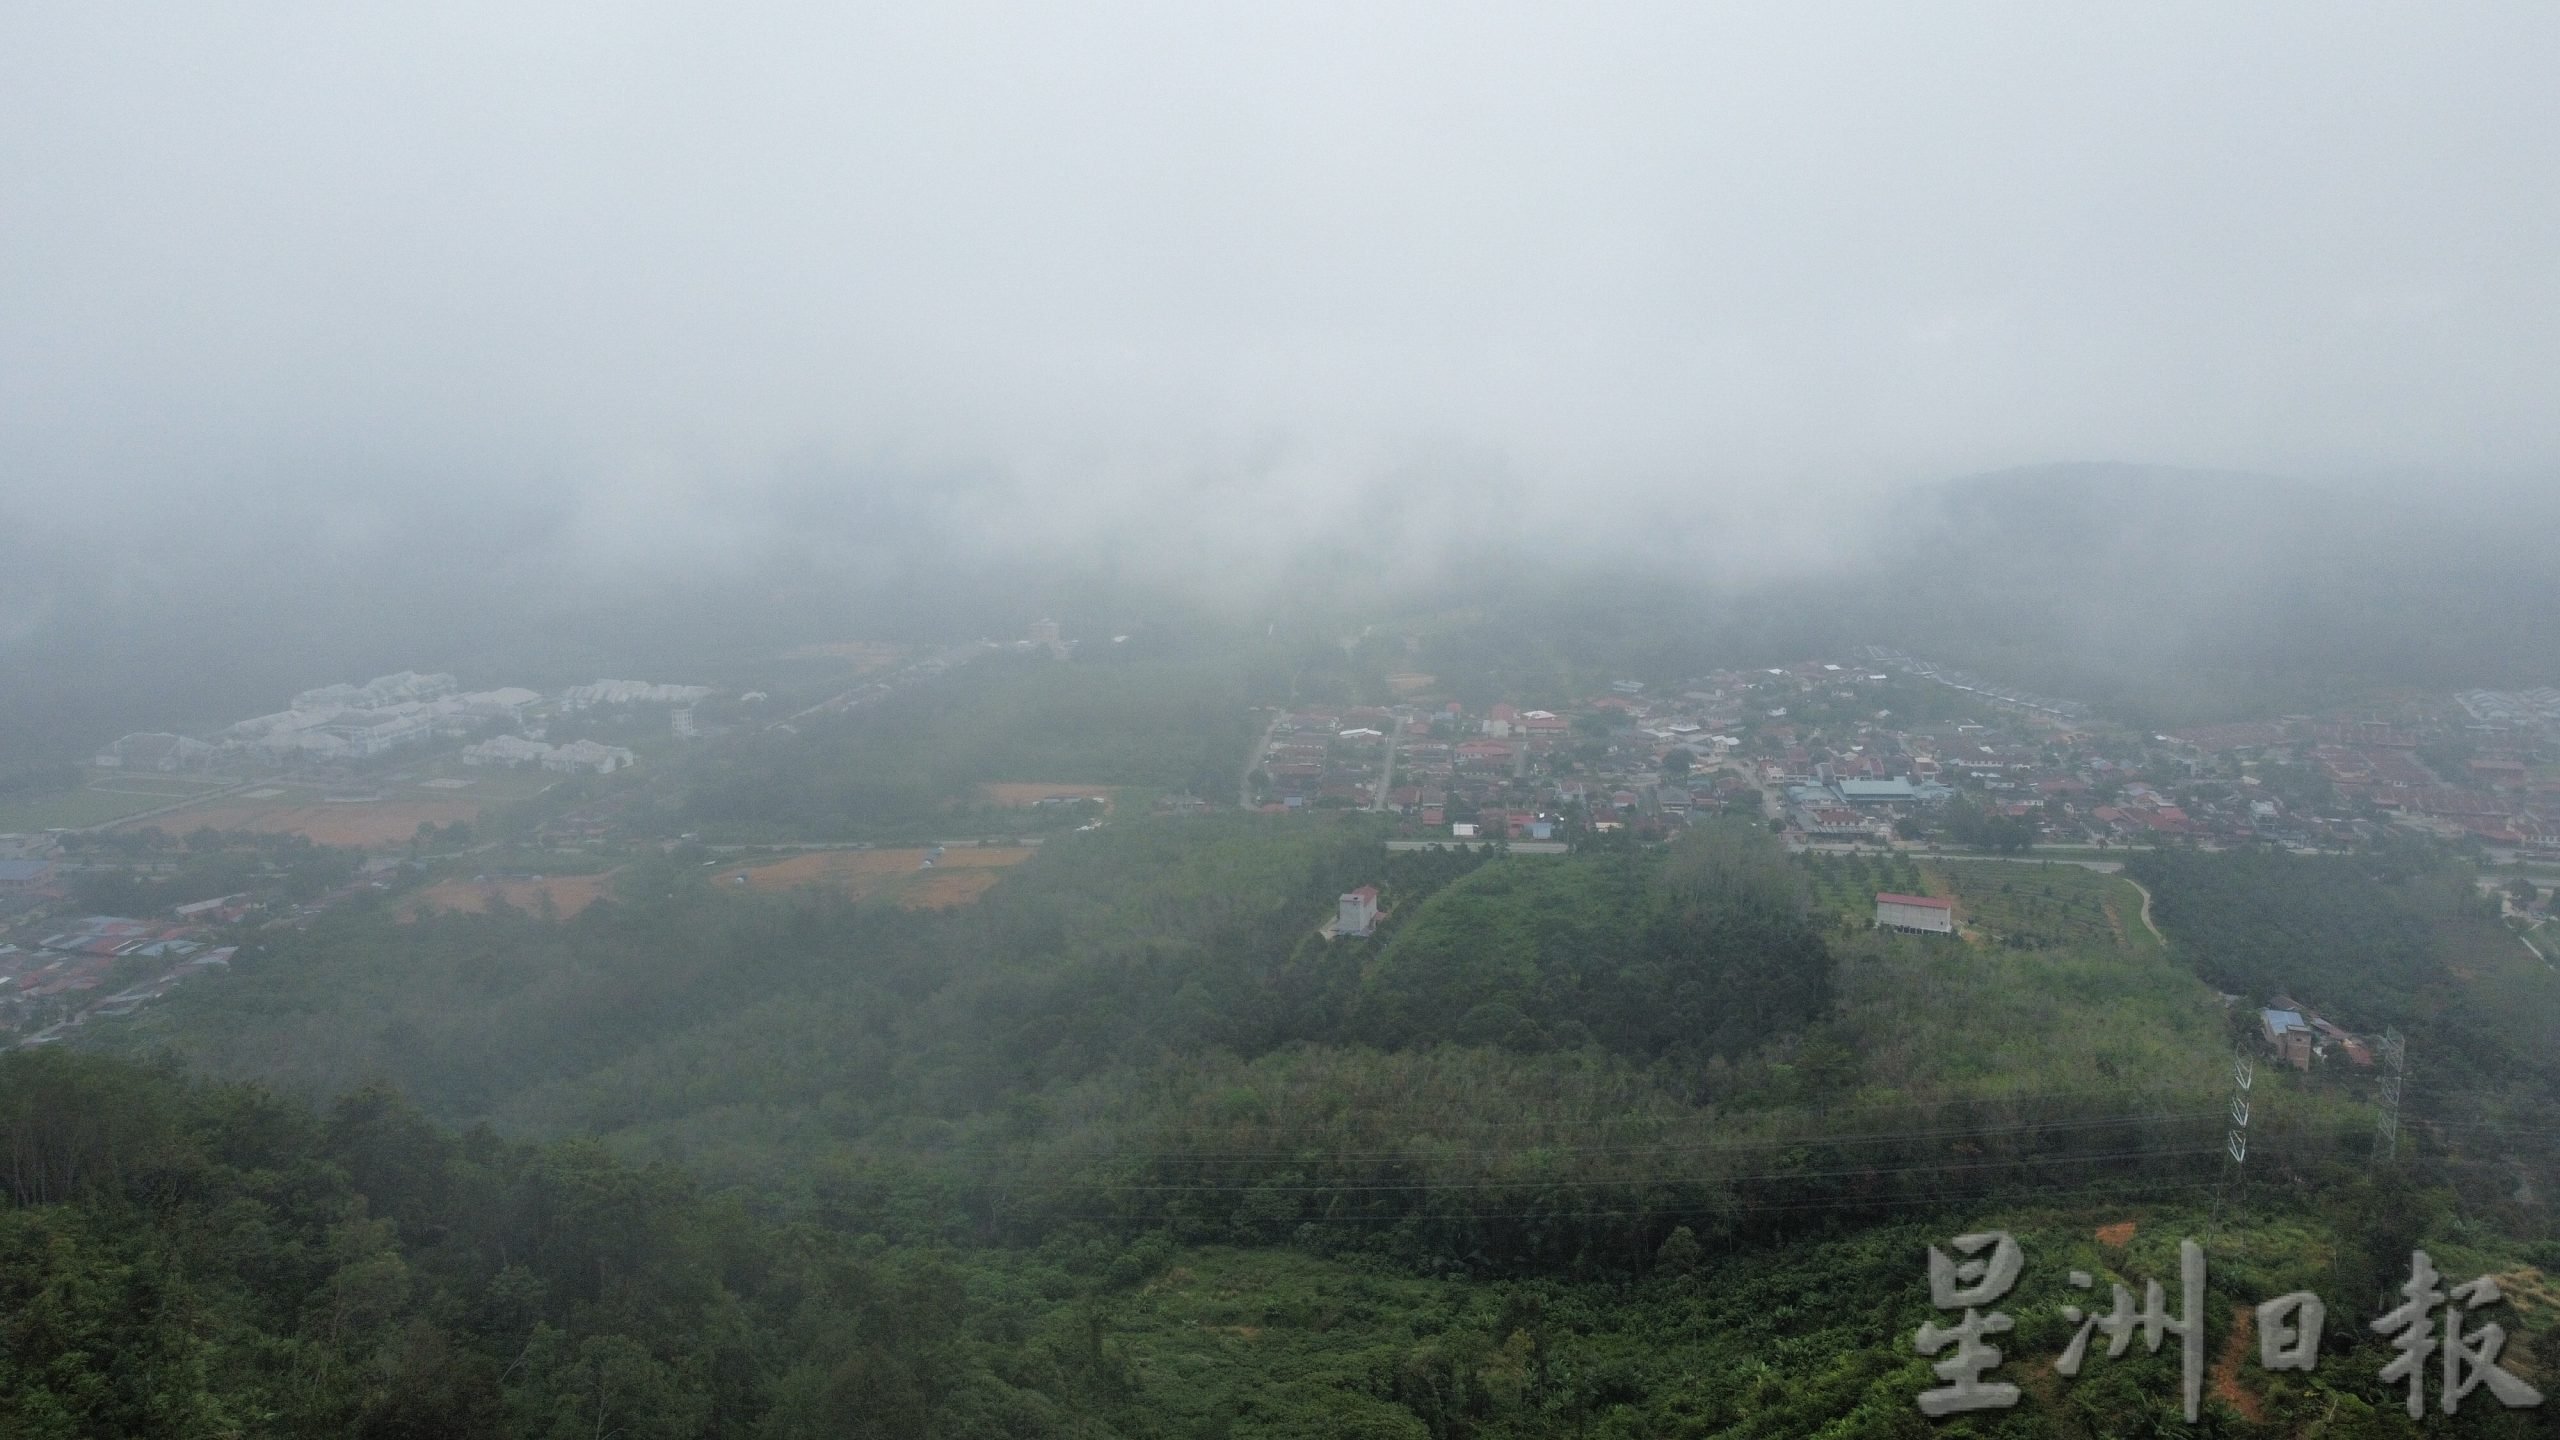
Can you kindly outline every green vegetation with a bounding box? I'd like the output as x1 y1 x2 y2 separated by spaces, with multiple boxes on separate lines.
6 1049 2536 1438
0 772 212 832
668 652 1261 841
1355 827 1831 1061
1797 849 1929 931
1828 925 2236 1107
60 828 360 913
1927 859 2131 951
103 817 2315 1267
0 1049 1161 1437
2133 841 2560 1239
1940 797 2037 853
35 711 2560 1435
2129 845 2457 1023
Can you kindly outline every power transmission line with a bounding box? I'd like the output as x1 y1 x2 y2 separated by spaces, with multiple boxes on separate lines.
2373 1025 2406 1164
929 1109 2227 1164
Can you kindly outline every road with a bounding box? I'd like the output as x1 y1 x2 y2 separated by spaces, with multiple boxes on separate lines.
701 837 1047 855
775 641 993 731
1792 841 2127 874
1241 709 1282 809
1371 730 1399 811
2122 875 2164 943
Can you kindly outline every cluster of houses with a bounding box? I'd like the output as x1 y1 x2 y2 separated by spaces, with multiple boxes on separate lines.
2166 712 2560 856
1736 663 2538 853
1249 648 2560 862
1251 681 1764 840
90 670 719 777
1252 705 1407 809
0 835 65 916
0 856 57 897
462 735 638 775
1244 638 2560 860
0 908 240 1048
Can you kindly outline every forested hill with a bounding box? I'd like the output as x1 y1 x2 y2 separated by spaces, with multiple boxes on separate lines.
1351 829 1833 1059
25 810 2560 1428
1854 463 2560 723
0 1048 1160 1436
90 815 2294 1272
9 1031 2542 1435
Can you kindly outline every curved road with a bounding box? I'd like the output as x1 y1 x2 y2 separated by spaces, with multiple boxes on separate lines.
2122 875 2164 944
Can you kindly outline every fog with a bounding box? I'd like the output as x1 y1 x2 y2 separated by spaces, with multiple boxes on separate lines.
9 6 2559 555
5 6 2560 754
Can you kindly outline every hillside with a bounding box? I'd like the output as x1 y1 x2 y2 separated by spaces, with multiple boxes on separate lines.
41 802 2560 1433
7 1048 2544 1437
1863 463 2560 722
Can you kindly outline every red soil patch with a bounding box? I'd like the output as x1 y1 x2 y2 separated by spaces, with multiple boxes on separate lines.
402 872 614 921
902 869 1009 907
135 799 482 850
2211 1304 2263 1421
2095 1220 2138 1248
709 847 1031 908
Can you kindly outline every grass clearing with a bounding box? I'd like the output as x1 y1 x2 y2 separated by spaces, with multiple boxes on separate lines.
709 845 1034 908
401 872 618 921
1835 931 2233 1102
0 769 241 831
1926 859 2131 950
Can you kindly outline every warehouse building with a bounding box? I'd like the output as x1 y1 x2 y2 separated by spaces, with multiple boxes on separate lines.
1874 892 1954 935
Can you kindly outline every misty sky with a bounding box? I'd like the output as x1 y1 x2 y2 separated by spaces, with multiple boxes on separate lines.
5 4 2558 577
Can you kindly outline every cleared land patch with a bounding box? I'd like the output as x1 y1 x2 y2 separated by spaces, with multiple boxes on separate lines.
131 797 483 849
402 872 615 920
710 846 1033 908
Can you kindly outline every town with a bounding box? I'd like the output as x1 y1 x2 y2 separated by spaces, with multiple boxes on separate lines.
1244 651 2560 870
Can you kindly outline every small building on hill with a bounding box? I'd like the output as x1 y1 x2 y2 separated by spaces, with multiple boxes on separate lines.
2260 1007 2313 1070
1338 886 1380 938
1874 892 1954 935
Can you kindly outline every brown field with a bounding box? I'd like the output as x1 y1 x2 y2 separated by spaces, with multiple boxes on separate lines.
401 872 616 921
127 798 483 849
710 846 1033 908
1385 672 1439 696
980 782 1118 811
